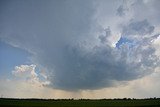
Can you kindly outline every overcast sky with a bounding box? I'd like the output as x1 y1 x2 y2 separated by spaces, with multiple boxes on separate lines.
0 0 160 99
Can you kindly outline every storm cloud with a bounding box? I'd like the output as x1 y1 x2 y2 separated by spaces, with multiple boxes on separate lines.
0 0 160 90
122 19 155 38
117 5 128 16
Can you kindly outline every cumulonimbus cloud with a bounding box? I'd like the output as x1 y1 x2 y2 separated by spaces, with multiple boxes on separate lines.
0 0 160 90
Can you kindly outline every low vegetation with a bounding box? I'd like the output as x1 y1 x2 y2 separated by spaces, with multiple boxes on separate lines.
0 98 160 107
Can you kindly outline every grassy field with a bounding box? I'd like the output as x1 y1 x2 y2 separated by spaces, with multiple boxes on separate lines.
0 98 160 107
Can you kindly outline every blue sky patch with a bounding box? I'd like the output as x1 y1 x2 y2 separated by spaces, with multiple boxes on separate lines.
116 37 134 48
0 41 31 78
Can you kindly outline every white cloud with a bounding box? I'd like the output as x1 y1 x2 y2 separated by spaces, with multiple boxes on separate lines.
12 64 37 78
152 34 160 56
12 64 49 87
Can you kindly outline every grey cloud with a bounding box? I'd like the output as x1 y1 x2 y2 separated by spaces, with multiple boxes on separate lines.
48 45 130 90
117 5 128 16
116 0 129 17
130 0 160 26
122 19 154 37
0 0 160 90
98 27 111 44
48 34 159 90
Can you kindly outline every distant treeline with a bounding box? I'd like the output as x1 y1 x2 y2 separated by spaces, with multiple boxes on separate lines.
0 98 160 107
0 97 160 101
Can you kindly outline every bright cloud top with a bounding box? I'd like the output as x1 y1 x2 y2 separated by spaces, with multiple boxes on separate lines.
12 64 49 87
12 65 37 78
0 0 160 91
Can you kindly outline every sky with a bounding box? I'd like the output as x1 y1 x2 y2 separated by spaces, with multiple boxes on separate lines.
0 0 160 99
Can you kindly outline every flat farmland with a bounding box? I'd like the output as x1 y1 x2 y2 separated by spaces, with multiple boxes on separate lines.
0 98 160 107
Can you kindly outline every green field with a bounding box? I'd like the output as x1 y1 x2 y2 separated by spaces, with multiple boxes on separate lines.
0 98 160 107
